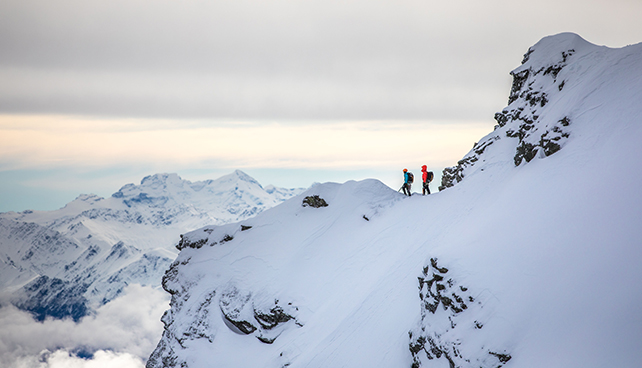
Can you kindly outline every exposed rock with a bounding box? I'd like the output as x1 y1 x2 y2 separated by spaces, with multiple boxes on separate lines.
178 291 217 345
254 305 294 330
176 231 235 250
440 42 576 191
302 195 328 208
220 287 257 334
219 287 300 344
149 272 303 368
409 258 511 368
176 234 207 250
439 137 497 191
220 234 234 244
490 351 513 363
14 275 90 322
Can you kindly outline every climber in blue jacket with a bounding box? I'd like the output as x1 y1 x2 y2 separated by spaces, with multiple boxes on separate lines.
402 168 412 196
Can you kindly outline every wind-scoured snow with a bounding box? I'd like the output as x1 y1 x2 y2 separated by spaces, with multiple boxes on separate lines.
149 33 642 368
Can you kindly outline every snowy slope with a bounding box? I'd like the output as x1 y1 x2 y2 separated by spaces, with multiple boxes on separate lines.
0 171 304 319
0 219 84 290
148 33 642 368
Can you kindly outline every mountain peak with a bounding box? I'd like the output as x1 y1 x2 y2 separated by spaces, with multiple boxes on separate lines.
140 173 184 187
213 169 263 189
233 169 259 182
514 32 598 76
73 193 103 203
439 33 640 190
107 171 305 224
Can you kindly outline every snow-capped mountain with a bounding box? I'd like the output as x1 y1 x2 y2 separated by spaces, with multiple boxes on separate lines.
147 33 642 368
0 170 305 320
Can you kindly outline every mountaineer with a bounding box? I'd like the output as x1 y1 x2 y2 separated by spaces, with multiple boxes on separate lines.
401 168 413 196
421 165 434 195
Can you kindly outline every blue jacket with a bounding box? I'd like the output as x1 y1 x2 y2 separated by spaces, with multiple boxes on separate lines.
404 171 409 184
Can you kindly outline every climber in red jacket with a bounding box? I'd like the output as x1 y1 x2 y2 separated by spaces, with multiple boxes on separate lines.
421 165 434 195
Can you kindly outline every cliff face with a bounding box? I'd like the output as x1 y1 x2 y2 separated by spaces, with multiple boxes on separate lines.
148 33 642 368
440 33 610 190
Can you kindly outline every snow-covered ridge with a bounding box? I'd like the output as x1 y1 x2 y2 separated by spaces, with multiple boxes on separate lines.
148 33 642 368
148 179 406 368
0 171 305 320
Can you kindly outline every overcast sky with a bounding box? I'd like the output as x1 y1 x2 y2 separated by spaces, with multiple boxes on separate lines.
1 0 642 212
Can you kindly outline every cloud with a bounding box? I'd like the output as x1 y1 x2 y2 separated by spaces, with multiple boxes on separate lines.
13 350 144 368
1 0 640 120
0 115 494 171
0 284 169 368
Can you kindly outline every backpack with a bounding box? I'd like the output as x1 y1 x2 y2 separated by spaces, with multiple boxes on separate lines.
427 171 434 182
407 172 414 183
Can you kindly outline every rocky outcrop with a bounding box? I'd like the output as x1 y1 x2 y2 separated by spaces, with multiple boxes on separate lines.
439 34 588 191
148 252 302 368
219 286 300 344
302 195 328 208
176 228 237 250
496 45 573 166
409 258 511 368
439 137 499 191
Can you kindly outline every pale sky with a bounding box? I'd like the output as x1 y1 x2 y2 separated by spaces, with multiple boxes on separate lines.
1 0 641 212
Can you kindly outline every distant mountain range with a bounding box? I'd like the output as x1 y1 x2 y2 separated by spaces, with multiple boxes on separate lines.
0 170 305 321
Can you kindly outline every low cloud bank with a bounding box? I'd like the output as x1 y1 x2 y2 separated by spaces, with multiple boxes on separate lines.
13 350 144 368
0 284 169 368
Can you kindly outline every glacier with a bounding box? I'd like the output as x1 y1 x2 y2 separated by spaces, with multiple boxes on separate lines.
148 33 642 368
